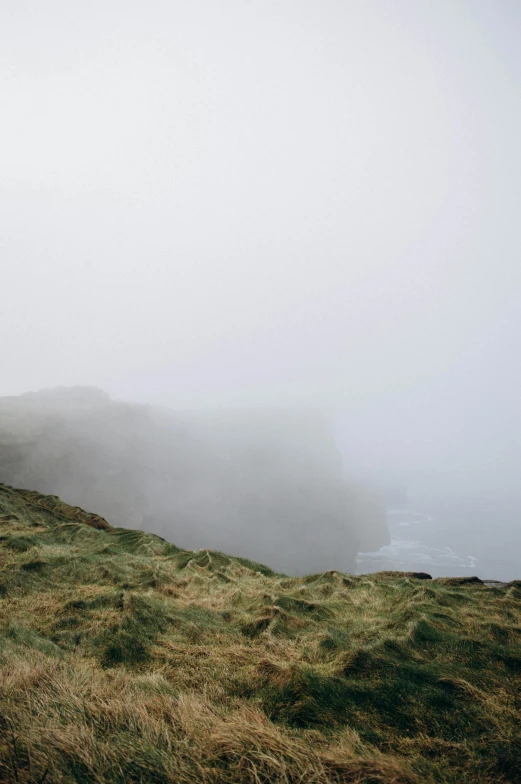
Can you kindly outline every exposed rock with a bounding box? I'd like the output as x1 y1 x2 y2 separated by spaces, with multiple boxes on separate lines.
434 576 483 585
373 571 432 580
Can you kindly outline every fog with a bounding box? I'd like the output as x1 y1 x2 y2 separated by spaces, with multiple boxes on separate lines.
1 1 520 577
0 387 388 574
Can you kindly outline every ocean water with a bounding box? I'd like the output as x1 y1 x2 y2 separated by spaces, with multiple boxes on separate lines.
357 507 521 581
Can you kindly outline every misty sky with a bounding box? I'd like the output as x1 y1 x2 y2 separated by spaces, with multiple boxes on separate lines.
2 1 521 497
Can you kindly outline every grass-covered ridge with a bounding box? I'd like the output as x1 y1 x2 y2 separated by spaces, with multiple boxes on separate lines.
0 483 520 783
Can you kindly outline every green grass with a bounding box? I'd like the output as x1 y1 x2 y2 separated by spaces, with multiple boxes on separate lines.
0 482 520 783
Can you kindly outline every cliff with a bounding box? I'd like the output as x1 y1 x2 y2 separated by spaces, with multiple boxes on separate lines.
0 387 389 574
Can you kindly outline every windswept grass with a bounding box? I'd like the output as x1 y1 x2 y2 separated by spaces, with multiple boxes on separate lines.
0 483 520 783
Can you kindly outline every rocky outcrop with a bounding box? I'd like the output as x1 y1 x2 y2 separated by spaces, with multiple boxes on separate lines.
0 388 389 574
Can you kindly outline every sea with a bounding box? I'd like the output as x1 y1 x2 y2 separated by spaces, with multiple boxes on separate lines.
357 505 521 581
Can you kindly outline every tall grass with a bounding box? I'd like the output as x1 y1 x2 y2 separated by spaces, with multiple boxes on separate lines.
0 483 520 783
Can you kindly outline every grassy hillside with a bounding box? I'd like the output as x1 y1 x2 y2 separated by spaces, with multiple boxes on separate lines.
0 483 520 783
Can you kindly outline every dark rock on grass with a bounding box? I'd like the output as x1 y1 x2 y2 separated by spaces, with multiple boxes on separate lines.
374 570 432 580
435 576 483 585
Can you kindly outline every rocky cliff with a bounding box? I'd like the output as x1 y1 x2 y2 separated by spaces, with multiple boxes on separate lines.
0 387 388 573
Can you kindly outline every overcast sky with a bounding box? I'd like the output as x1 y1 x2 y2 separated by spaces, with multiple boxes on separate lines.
2 0 520 496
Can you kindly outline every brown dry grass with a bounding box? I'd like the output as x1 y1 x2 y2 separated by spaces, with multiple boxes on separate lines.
0 483 520 783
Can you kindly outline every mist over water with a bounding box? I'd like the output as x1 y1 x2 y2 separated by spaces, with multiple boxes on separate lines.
1 1 520 578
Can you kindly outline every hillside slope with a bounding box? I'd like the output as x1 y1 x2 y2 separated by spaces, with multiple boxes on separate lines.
0 387 388 574
0 483 520 783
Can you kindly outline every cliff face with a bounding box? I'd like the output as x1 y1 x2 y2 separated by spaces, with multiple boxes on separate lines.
0 387 388 573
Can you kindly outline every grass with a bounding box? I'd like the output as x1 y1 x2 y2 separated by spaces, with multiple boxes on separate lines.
0 483 520 783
